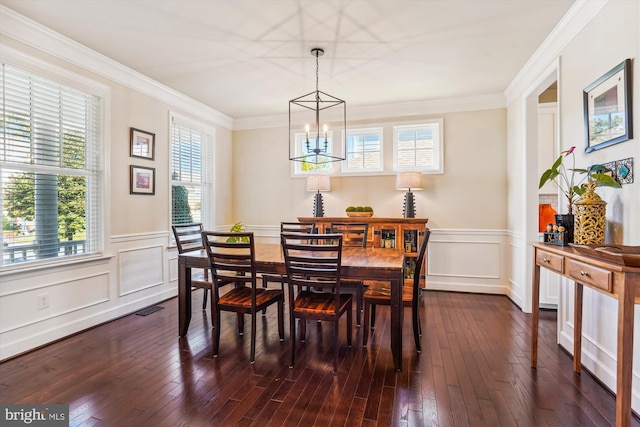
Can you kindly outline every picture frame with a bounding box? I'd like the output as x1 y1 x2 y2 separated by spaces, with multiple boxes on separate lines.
130 165 155 195
583 58 633 153
130 127 155 160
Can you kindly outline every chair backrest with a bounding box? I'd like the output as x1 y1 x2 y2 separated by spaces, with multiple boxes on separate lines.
201 231 257 292
329 222 368 248
172 223 205 254
281 221 316 234
411 229 431 297
281 233 343 296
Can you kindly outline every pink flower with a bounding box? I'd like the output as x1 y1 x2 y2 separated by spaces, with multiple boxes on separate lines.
564 146 576 157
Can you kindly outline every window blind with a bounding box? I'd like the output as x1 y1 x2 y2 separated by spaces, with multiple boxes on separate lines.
1 63 102 266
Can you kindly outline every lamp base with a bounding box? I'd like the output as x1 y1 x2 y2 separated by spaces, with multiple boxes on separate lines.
313 192 325 217
403 191 416 218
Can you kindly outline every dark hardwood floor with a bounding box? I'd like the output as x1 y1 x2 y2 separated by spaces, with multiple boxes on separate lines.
1 290 637 426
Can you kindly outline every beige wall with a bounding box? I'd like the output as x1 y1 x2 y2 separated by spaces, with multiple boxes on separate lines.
233 108 508 230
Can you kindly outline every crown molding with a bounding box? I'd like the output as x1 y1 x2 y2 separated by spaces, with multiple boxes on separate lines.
0 5 233 129
504 0 609 105
233 93 506 131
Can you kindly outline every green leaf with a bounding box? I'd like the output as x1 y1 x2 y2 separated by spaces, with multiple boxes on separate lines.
539 169 559 189
591 173 622 188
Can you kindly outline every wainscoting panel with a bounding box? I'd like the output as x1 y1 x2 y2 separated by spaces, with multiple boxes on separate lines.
118 244 164 296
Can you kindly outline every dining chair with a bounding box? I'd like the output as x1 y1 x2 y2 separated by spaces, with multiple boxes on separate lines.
171 223 212 312
362 228 431 352
201 231 284 363
327 222 368 327
261 221 316 291
281 232 352 374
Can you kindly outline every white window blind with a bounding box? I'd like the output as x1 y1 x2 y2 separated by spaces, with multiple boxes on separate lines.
343 128 383 173
1 63 102 266
170 118 210 226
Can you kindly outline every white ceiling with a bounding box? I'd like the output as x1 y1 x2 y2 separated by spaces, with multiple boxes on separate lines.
0 0 574 120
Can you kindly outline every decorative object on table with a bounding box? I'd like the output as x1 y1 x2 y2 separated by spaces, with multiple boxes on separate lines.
543 221 569 246
226 221 249 243
289 48 346 167
130 165 155 195
583 58 632 153
538 203 557 232
396 171 423 218
130 127 155 160
539 146 621 215
573 180 608 244
569 243 640 267
345 206 373 217
553 214 574 244
306 174 331 217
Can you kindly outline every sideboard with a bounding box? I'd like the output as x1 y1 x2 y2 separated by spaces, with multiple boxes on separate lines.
298 216 429 281
530 242 640 427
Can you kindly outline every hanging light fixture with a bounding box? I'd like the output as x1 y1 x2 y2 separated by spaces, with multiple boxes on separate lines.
289 48 346 166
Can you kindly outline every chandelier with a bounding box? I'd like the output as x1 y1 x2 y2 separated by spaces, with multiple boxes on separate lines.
289 48 346 166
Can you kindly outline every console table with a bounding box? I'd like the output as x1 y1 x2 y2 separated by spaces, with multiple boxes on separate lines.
530 242 640 427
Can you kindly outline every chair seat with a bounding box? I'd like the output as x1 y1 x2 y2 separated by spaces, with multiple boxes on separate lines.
294 291 352 315
190 271 212 288
363 282 413 304
219 286 283 309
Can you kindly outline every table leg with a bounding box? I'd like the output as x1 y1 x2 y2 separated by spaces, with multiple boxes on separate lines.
391 274 404 371
531 262 540 368
178 257 192 336
573 282 583 373
616 277 635 427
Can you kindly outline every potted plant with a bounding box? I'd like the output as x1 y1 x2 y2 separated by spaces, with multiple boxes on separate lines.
226 221 249 243
346 206 374 217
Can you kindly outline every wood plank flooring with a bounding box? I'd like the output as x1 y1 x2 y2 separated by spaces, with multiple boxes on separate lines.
1 290 637 426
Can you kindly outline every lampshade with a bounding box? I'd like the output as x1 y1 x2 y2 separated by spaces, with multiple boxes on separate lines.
395 171 423 190
306 174 331 192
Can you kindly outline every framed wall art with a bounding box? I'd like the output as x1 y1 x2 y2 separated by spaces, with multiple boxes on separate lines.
583 58 633 153
130 127 155 160
130 165 156 195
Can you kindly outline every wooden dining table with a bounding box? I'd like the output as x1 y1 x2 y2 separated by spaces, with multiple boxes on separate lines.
178 242 407 371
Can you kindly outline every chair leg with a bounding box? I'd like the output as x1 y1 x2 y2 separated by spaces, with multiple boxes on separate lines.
363 300 371 347
202 288 208 310
250 310 257 364
412 306 421 353
371 304 377 329
333 319 339 375
356 287 362 327
300 318 306 342
213 306 221 357
346 300 352 347
289 313 296 369
277 299 284 341
209 294 216 328
237 313 244 335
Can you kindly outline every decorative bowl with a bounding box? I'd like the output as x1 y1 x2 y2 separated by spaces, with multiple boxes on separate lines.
346 212 373 217
569 243 640 267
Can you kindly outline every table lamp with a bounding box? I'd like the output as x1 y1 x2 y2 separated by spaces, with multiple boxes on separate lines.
396 171 423 218
306 174 331 217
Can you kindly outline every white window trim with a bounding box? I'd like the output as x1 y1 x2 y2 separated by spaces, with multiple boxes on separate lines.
1 46 109 270
393 119 444 174
341 127 384 174
169 111 215 229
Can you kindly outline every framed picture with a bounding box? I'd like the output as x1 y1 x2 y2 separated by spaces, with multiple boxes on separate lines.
583 58 633 153
130 165 155 195
130 127 155 160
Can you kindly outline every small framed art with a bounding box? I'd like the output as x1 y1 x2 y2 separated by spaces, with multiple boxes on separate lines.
130 165 155 195
583 58 633 153
130 127 155 160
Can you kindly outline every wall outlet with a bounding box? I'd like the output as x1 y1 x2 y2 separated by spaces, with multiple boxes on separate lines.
37 293 50 310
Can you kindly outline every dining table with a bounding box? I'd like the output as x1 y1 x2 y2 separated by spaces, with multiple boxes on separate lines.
178 242 407 371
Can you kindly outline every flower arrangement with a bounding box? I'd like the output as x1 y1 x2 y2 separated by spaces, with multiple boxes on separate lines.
539 146 620 214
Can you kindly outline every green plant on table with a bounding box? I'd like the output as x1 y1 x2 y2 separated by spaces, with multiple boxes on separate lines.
226 221 249 243
538 145 620 214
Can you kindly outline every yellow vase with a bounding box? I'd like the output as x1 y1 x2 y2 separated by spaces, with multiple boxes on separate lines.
573 180 607 245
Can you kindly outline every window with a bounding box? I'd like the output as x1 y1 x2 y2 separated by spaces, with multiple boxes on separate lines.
342 128 383 173
393 120 443 174
170 114 212 226
1 63 102 267
291 131 335 175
